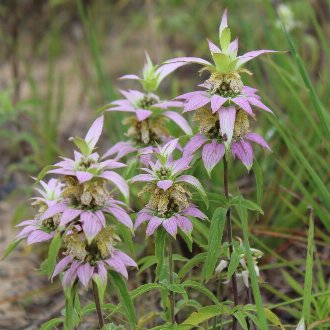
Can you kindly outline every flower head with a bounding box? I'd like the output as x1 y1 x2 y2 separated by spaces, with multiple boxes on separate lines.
134 204 206 238
52 226 137 288
163 9 278 76
16 179 64 244
184 109 270 172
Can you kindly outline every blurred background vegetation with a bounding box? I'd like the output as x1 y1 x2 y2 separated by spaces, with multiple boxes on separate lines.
0 0 330 328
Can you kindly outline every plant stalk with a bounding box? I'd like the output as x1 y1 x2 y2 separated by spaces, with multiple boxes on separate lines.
168 235 175 325
92 280 105 329
224 155 239 330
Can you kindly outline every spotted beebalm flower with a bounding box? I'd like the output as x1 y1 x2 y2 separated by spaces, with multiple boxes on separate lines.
215 239 263 290
48 115 129 199
134 204 206 238
16 179 63 244
131 139 206 203
52 226 137 288
162 9 278 77
105 54 192 150
184 109 270 172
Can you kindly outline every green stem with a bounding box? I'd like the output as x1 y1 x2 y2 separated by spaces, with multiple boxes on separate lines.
92 280 105 329
168 235 175 325
224 155 239 330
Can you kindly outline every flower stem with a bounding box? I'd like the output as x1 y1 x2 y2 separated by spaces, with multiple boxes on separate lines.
168 235 175 325
92 280 105 329
223 155 239 330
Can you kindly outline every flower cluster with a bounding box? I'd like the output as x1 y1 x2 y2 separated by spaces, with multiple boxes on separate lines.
163 10 275 172
131 139 207 237
106 54 192 163
16 115 136 288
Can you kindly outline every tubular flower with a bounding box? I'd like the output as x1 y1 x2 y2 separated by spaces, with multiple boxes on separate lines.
131 139 207 237
184 109 270 172
16 179 64 244
105 54 192 151
52 226 137 288
215 239 263 290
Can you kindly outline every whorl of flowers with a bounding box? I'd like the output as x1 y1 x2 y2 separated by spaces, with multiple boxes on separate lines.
131 139 207 237
163 10 276 172
215 238 263 291
105 54 192 154
16 115 137 287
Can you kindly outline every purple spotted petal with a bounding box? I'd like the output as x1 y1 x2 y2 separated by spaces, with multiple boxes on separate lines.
171 156 193 175
247 97 273 114
76 263 94 287
81 212 103 241
176 215 193 233
232 97 253 116
183 134 207 156
176 175 204 194
211 94 227 113
245 133 271 150
105 257 128 279
146 216 162 236
16 225 37 240
85 115 104 149
162 217 178 237
208 39 221 53
237 50 278 67
100 171 129 199
27 230 53 245
40 202 67 221
95 262 108 284
155 62 187 83
107 205 133 229
134 211 153 229
130 174 154 183
182 206 207 220
218 106 236 144
113 250 137 267
62 261 79 288
165 56 212 66
184 94 210 112
157 180 173 191
163 111 192 135
60 208 82 227
231 140 254 170
136 109 153 121
102 141 136 160
119 74 140 80
76 171 94 184
52 255 73 279
202 140 226 173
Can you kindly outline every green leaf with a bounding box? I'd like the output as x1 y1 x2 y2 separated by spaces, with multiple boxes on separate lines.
155 228 167 280
202 207 227 281
264 308 285 330
178 252 207 280
213 53 230 73
182 280 220 306
302 210 314 325
165 283 188 300
220 27 231 53
108 271 136 329
34 165 57 185
252 160 263 210
72 137 90 157
238 203 268 330
47 232 62 279
230 195 264 214
1 239 21 260
234 311 248 330
40 317 63 330
182 305 230 326
227 248 241 279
